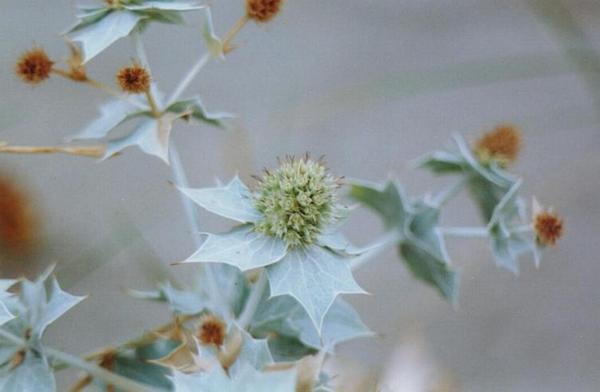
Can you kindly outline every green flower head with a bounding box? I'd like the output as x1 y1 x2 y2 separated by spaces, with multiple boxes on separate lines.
253 156 340 248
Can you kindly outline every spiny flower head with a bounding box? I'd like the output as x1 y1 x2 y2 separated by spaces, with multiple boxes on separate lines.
534 208 563 247
253 156 340 248
15 48 54 85
474 124 522 167
116 63 151 94
197 314 226 347
246 0 284 23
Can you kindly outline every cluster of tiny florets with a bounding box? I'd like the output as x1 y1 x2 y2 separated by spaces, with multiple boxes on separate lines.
116 64 151 94
197 314 226 347
246 0 284 23
15 48 54 85
474 124 522 167
534 210 563 247
253 157 339 248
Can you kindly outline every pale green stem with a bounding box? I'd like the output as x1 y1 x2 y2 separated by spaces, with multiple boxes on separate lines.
167 52 210 105
169 144 232 319
439 226 489 237
512 224 534 234
432 177 468 207
132 29 151 70
237 271 268 329
0 329 162 392
351 231 401 270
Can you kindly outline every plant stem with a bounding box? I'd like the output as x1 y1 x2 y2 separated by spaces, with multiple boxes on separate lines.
222 15 249 54
145 89 162 117
167 53 210 105
46 347 165 392
166 14 250 104
52 68 148 110
433 177 467 207
169 144 232 319
132 29 150 70
512 224 533 234
237 270 267 329
351 231 401 270
0 329 160 392
0 143 105 158
439 226 489 237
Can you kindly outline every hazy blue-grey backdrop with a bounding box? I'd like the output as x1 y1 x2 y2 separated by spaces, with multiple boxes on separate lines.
1 0 599 391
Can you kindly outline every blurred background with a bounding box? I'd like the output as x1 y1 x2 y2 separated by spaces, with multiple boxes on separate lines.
1 0 599 390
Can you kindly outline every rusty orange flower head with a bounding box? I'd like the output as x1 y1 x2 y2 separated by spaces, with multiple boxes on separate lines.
116 63 151 94
15 48 54 85
197 314 226 347
0 175 39 256
474 124 522 167
246 0 284 23
532 198 563 247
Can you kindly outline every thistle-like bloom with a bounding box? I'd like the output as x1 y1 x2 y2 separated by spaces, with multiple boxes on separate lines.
15 48 54 85
197 314 226 347
116 64 151 94
246 0 284 23
178 157 365 331
534 209 563 247
254 157 339 248
474 124 522 167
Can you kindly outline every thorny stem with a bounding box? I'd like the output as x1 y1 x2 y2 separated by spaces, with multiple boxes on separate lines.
0 329 161 392
237 270 268 329
0 142 105 158
169 144 232 319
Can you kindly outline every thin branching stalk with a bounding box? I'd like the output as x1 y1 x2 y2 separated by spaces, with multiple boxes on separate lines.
167 52 210 105
351 231 401 270
439 226 489 237
169 144 232 319
237 270 268 328
167 14 250 104
52 68 147 110
0 329 162 392
432 177 467 207
0 142 105 158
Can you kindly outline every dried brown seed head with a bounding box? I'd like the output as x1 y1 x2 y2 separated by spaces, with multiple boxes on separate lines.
474 124 522 167
246 0 284 23
534 210 563 247
15 48 54 85
197 314 226 347
116 63 151 93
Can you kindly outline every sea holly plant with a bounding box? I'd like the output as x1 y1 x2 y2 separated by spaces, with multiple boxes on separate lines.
1 0 566 391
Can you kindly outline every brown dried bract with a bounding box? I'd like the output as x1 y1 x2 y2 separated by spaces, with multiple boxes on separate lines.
116 64 151 93
246 0 284 23
15 48 54 85
474 124 522 167
534 211 563 246
197 314 226 347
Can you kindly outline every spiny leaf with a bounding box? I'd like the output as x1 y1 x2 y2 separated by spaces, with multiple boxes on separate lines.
181 225 287 271
265 246 365 333
178 176 262 224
